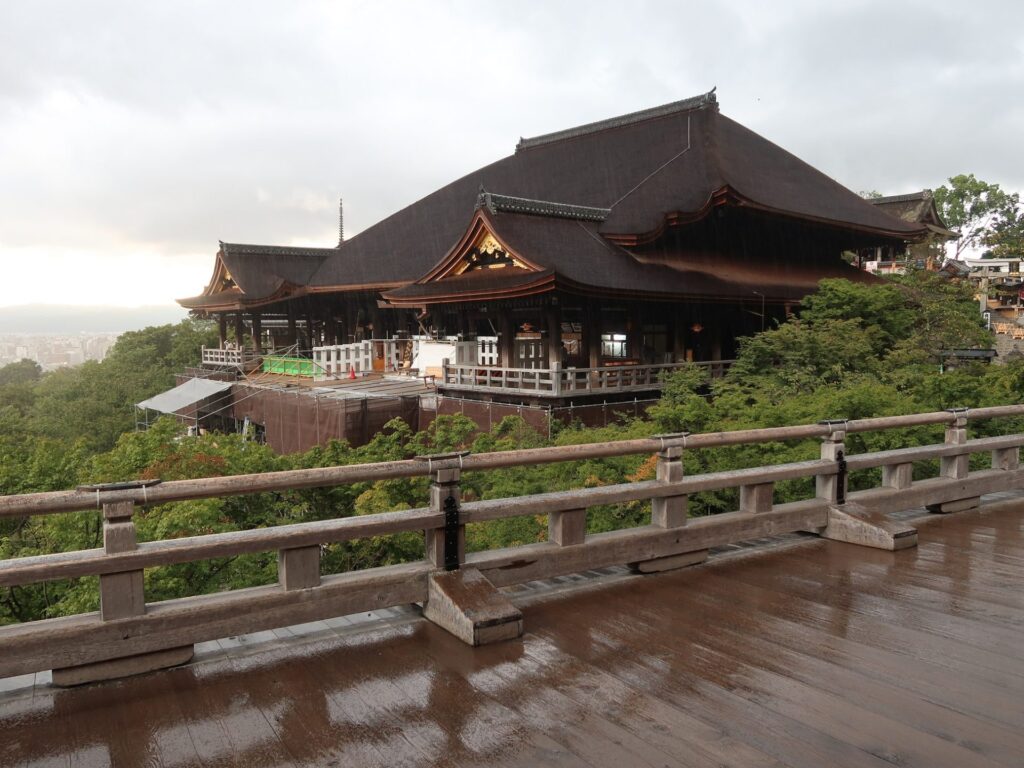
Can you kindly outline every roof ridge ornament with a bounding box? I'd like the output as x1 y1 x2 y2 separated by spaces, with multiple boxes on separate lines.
476 191 610 222
516 87 717 152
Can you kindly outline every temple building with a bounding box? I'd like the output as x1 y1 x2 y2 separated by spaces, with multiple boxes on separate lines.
858 190 958 273
176 90 927 447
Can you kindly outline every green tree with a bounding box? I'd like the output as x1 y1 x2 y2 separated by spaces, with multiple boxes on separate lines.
933 174 1023 259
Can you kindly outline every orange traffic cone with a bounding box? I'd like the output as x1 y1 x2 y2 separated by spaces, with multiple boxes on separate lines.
348 366 356 380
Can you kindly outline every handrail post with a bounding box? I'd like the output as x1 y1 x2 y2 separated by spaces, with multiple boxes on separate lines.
941 408 970 479
817 420 847 504
652 433 689 528
931 408 979 514
99 500 145 621
551 361 562 396
420 452 468 570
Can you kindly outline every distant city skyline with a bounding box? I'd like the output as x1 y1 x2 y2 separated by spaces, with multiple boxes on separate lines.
2 1 1022 308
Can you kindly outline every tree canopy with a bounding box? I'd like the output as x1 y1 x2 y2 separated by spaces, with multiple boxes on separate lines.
934 174 1024 260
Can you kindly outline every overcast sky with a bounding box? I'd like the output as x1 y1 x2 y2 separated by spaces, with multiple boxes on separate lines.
1 0 1022 308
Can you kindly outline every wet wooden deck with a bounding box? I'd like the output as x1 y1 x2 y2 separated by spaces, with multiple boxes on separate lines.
2 498 1022 767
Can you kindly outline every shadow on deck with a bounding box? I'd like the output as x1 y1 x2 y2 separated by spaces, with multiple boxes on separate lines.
2 496 1022 768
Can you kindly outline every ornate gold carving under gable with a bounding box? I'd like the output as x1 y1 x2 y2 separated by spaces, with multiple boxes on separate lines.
453 232 529 274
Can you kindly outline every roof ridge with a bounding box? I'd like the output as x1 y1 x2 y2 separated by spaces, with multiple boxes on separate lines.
476 190 611 222
515 88 717 152
869 190 933 204
221 242 338 257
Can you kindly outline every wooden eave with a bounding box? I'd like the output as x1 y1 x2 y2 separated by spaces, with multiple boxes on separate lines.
603 186 928 248
180 281 308 313
382 272 558 308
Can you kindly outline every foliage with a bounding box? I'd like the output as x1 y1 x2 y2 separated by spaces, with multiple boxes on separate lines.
933 174 1024 259
1 278 1022 626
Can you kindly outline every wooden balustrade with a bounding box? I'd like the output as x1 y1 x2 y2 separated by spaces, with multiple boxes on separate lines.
440 359 734 397
1 405 1023 684
201 346 260 368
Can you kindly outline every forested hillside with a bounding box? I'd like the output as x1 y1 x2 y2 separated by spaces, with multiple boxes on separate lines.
2 273 1021 624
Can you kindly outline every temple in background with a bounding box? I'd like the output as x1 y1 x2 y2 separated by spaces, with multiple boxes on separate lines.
167 90 927 451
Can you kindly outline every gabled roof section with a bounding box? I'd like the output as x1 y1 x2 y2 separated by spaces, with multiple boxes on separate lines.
178 242 332 310
413 208 544 284
869 190 957 239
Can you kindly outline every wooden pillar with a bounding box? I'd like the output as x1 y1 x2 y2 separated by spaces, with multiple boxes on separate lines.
545 302 562 368
233 313 245 348
499 309 515 369
627 304 641 360
709 305 723 361
250 313 262 352
586 304 601 368
217 314 227 347
287 304 298 347
671 306 686 363
305 312 315 349
370 307 383 340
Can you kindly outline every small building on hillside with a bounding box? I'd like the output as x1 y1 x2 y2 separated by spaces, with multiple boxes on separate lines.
176 90 928 448
859 190 957 273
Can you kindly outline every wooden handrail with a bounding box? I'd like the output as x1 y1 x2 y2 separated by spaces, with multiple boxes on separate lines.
2 404 1023 681
4 406 1024 517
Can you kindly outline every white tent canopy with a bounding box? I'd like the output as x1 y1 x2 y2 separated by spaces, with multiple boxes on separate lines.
136 378 233 415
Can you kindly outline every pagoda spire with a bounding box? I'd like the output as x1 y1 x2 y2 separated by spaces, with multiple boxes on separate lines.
337 197 345 246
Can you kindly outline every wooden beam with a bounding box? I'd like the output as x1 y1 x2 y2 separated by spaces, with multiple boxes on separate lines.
470 500 828 587
0 562 431 679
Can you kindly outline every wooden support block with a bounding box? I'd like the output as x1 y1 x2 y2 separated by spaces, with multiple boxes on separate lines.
52 645 194 687
278 545 321 591
549 509 586 546
740 482 773 513
629 549 708 573
882 462 913 490
423 567 523 646
818 502 917 551
927 496 981 514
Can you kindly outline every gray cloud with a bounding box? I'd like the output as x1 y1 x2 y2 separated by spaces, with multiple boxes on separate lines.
1 0 1022 305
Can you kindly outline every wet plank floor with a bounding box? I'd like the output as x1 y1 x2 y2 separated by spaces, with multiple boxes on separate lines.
1 498 1022 767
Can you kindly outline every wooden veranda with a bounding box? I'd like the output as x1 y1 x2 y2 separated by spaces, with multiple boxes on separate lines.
1 496 1022 767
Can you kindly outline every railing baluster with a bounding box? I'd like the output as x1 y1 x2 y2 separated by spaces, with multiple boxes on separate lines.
882 463 913 490
549 508 586 545
278 545 321 590
740 482 774 513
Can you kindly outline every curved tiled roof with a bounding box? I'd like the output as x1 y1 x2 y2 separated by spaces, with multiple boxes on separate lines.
181 90 923 310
